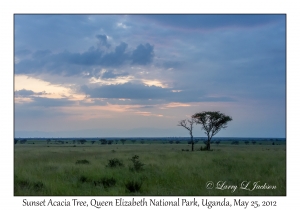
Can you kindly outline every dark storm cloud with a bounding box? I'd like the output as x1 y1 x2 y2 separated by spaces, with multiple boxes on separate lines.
15 89 48 97
15 89 35 96
100 42 129 66
131 43 154 65
15 41 154 76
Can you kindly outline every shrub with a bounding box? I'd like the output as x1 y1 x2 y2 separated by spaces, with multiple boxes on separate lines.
93 177 117 189
99 177 116 188
78 139 87 144
231 140 239 145
75 159 90 164
106 158 123 168
100 139 107 145
33 181 44 190
200 145 208 151
15 179 44 191
16 180 31 188
20 139 27 144
129 155 144 172
79 175 89 183
125 180 142 193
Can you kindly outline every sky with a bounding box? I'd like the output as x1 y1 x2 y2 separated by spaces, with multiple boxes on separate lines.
14 14 286 138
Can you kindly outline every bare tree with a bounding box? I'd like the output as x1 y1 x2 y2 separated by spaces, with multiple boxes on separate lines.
178 118 196 151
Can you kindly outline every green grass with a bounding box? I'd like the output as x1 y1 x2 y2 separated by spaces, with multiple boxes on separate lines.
14 142 286 196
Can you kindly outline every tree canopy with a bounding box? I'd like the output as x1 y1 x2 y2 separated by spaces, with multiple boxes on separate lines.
192 111 232 150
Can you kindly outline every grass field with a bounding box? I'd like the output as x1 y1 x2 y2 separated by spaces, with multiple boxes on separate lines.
14 140 286 196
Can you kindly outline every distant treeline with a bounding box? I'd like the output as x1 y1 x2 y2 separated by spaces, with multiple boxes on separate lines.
14 137 286 141
14 137 286 145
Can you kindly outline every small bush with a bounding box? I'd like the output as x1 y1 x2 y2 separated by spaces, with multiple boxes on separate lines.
125 180 142 193
33 181 44 190
129 155 144 172
106 158 123 168
15 179 44 191
16 180 31 188
98 177 117 188
200 145 208 151
76 159 90 164
79 175 89 183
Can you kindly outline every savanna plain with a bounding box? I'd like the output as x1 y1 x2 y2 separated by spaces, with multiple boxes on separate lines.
14 139 286 196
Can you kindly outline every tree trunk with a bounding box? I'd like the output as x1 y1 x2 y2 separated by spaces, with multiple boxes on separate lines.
206 135 211 151
191 134 194 151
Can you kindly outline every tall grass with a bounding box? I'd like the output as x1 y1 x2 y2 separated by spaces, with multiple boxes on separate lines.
14 143 286 195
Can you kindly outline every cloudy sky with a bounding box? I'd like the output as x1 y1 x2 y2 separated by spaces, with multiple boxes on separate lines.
14 14 286 138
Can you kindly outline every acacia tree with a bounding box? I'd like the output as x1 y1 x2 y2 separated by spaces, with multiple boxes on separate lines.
178 117 196 151
192 111 232 150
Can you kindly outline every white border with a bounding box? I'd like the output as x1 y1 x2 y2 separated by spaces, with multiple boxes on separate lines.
2 0 298 209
